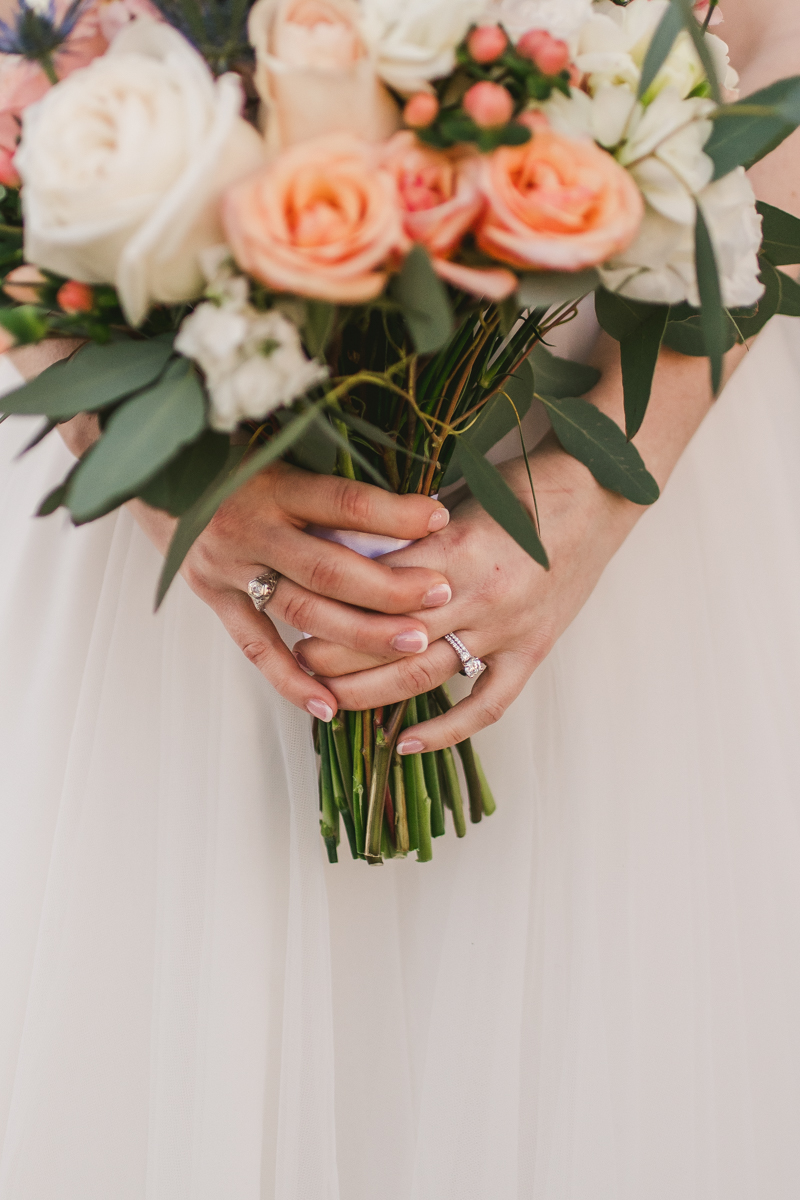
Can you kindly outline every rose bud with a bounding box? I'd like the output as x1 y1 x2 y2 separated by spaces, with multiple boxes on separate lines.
463 81 514 129
57 280 94 313
517 29 570 75
404 91 440 128
467 25 508 64
0 148 20 189
3 264 47 304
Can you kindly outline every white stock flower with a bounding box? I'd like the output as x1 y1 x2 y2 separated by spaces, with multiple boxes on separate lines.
600 167 763 308
359 0 485 94
619 87 715 223
484 0 593 50
176 281 328 431
15 19 265 326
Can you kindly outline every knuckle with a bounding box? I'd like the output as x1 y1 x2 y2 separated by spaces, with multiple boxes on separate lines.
335 480 374 527
523 623 557 668
281 589 317 632
478 694 506 726
240 639 273 672
398 656 437 695
308 554 345 597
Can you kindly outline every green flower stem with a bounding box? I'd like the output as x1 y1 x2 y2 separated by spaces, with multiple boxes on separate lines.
418 695 445 837
39 54 58 86
477 757 497 817
391 757 410 855
325 721 357 859
431 685 484 824
331 713 353 811
364 701 409 861
413 753 433 863
440 746 466 837
352 710 365 855
319 720 339 862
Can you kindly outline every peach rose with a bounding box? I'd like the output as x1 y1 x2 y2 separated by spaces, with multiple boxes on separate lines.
248 0 399 148
381 131 516 301
223 133 408 303
478 123 644 272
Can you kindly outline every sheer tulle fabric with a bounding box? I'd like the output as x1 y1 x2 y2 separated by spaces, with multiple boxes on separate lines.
1 320 800 1198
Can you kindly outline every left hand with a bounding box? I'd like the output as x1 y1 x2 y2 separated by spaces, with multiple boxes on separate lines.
295 433 645 752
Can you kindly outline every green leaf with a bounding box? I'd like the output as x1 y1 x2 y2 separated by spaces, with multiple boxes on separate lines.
0 336 174 420
314 416 389 489
304 301 336 357
0 305 49 345
776 267 800 316
673 0 721 103
389 245 454 355
529 342 601 399
638 1 684 99
620 305 669 438
516 269 600 311
726 256 781 340
156 404 324 608
457 439 549 568
67 358 207 523
336 409 430 465
705 77 800 180
663 309 738 355
538 394 660 505
757 200 800 265
17 418 57 456
694 202 727 393
138 428 230 517
595 288 653 341
37 463 78 516
440 359 535 488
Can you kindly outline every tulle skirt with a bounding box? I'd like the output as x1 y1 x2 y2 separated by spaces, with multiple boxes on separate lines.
2 318 800 1199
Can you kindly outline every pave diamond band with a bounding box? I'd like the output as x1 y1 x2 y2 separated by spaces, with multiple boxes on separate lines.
444 633 487 679
247 569 280 612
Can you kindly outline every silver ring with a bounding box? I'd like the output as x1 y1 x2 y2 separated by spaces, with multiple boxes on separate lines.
444 633 486 679
247 569 280 612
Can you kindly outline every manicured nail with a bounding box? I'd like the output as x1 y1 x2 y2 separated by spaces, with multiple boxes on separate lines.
422 583 452 608
397 737 425 756
306 698 333 722
294 649 314 675
391 629 428 654
427 507 450 532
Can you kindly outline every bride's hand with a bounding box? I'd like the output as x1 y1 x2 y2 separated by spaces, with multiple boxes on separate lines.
294 435 644 750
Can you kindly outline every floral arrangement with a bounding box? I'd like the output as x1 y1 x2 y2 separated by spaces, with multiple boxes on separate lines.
2 0 800 863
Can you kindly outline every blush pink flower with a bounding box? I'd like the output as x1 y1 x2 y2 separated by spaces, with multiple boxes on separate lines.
477 122 644 272
381 130 516 300
467 25 508 65
463 80 514 128
223 133 408 303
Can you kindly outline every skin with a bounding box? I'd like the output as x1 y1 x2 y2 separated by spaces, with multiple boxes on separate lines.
23 0 800 744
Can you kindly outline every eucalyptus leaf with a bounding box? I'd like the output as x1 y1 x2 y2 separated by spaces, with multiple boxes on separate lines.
389 245 454 355
304 300 336 357
17 418 56 456
757 200 800 265
157 404 324 607
516 269 600 311
458 439 549 568
705 77 800 180
726 257 782 340
695 203 727 393
0 336 174 420
539 394 660 505
776 268 800 316
638 1 684 99
620 305 669 438
674 0 721 102
138 428 230 517
280 407 337 474
595 288 653 341
67 358 207 523
663 310 738 355
529 342 601 399
37 463 78 517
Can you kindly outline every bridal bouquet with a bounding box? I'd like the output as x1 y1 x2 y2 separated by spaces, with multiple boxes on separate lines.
2 0 800 862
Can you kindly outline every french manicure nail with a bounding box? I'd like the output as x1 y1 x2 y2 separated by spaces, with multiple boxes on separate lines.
397 737 425 756
391 630 428 654
294 650 314 675
422 583 452 608
306 698 333 722
427 507 450 532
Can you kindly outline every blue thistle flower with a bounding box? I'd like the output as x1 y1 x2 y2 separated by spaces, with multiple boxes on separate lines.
0 0 87 84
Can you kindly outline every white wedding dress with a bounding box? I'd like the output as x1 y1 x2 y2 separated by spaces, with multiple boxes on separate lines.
2 315 800 1200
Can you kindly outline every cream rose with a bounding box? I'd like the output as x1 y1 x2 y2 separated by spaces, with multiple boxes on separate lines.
15 19 266 326
477 123 644 272
248 0 399 148
222 133 408 303
359 0 486 95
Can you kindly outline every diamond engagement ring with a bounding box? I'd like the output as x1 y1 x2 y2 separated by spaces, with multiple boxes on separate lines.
444 633 486 679
247 569 280 612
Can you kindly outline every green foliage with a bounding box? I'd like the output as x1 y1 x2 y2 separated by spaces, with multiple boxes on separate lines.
529 342 601 399
705 77 800 180
389 246 454 355
139 428 230 517
672 0 721 103
757 201 800 265
638 2 684 99
595 289 654 341
694 203 727 393
457 439 549 568
516 269 600 310
0 305 49 344
440 358 535 488
304 300 337 358
620 305 668 438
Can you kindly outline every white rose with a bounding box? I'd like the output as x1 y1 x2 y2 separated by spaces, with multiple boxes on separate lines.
16 19 266 327
619 87 715 223
483 0 593 51
359 0 485 95
600 168 763 309
176 295 328 431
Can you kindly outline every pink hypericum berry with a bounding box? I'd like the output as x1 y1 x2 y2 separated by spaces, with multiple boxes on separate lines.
467 24 508 64
517 29 570 75
0 148 20 189
57 280 94 314
3 264 46 304
463 81 514 128
403 92 440 128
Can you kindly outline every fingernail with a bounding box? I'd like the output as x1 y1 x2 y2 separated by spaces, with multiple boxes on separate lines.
427 507 450 532
397 737 425 756
422 583 452 608
306 698 333 722
294 650 314 675
391 629 428 654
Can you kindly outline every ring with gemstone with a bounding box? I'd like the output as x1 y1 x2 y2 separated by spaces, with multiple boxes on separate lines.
247 569 280 612
443 633 486 679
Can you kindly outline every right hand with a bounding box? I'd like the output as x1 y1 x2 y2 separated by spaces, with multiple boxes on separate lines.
127 459 453 722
